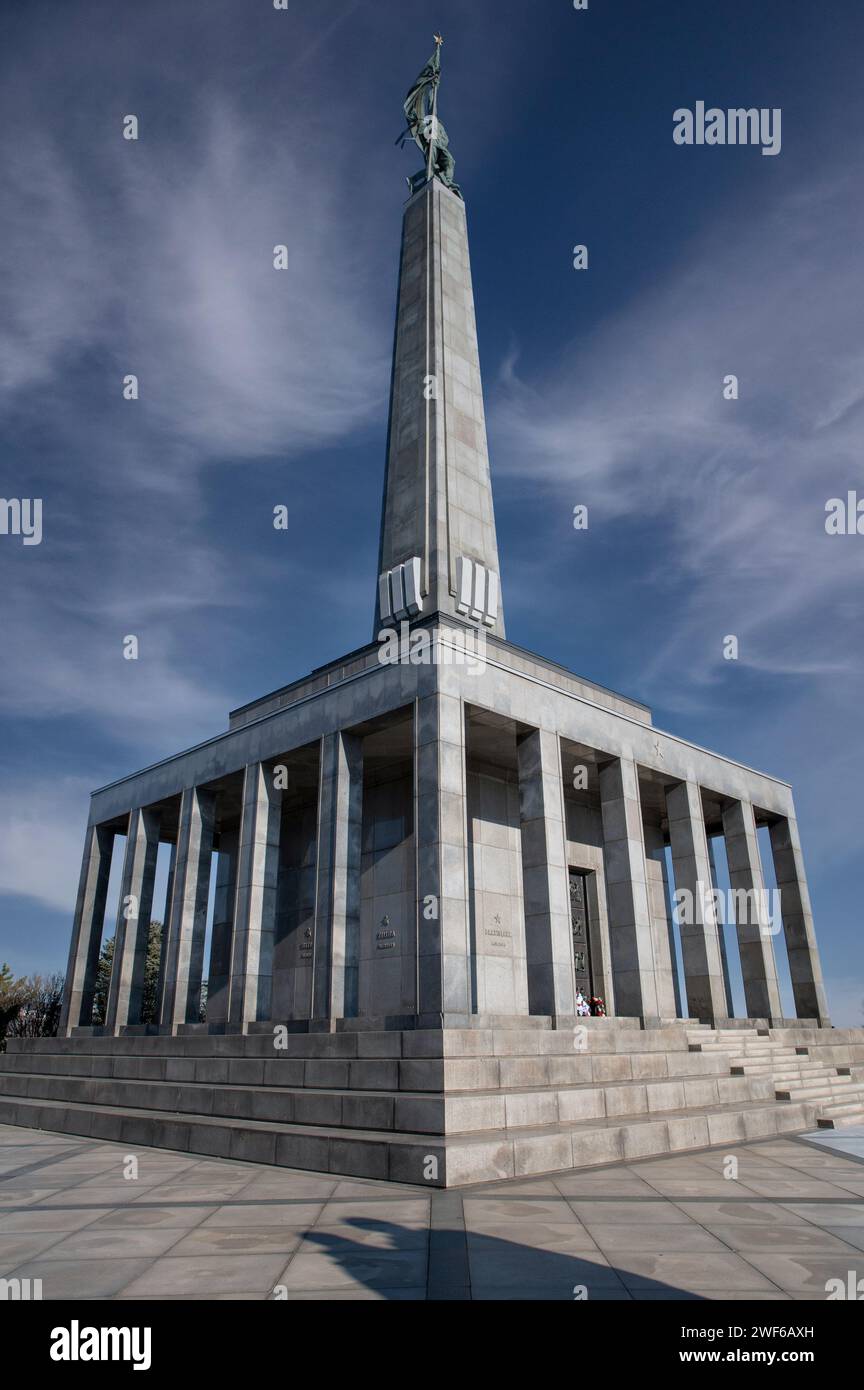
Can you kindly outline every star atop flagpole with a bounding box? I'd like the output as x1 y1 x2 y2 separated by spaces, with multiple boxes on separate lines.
434 32 444 46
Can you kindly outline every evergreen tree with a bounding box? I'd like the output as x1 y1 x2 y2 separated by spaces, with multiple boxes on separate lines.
92 922 165 1025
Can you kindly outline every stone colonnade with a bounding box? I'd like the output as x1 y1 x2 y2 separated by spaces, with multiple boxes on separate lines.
60 706 829 1035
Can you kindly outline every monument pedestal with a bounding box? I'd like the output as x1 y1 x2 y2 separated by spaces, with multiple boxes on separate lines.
3 1021 862 1187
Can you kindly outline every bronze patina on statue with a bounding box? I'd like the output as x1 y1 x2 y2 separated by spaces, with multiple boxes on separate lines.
397 33 462 198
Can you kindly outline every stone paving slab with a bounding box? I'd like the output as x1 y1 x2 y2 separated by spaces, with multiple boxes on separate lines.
1 1122 863 1300
798 1124 864 1161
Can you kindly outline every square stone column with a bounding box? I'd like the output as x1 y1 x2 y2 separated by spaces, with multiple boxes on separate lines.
722 800 783 1022
159 786 215 1031
228 763 282 1029
153 841 176 1023
769 816 830 1023
313 732 363 1023
60 823 114 1034
104 807 161 1032
666 780 728 1024
643 823 682 1018
517 728 576 1019
706 836 735 1017
598 758 659 1021
416 691 471 1019
205 826 239 1027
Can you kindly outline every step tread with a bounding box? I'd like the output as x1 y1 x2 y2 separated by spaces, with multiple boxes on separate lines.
0 1067 756 1099
777 1088 864 1102
0 1091 814 1146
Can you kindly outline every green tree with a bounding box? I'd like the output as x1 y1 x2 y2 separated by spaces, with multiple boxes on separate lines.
141 921 163 1024
6 974 65 1039
91 922 165 1025
0 961 28 1047
198 977 208 1024
90 936 115 1026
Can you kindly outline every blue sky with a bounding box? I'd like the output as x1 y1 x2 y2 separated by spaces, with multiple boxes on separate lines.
1 0 862 1024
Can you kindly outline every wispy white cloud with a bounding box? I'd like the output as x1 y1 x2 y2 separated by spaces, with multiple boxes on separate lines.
487 164 864 872
114 100 389 462
0 104 390 468
0 24 399 764
0 591 230 741
0 777 93 913
0 129 114 396
490 167 864 684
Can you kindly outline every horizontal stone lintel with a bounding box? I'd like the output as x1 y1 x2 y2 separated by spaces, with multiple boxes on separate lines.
87 632 793 827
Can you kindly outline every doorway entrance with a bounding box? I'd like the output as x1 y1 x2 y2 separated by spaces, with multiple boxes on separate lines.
568 869 594 1002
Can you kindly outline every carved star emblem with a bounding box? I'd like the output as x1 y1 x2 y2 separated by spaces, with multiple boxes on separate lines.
493 914 502 925
381 915 390 927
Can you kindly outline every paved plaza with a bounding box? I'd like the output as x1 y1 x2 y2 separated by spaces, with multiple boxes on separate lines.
1 1123 863 1300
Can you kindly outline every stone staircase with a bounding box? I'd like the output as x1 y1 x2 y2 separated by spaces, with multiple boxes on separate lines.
2 1020 863 1186
687 1026 864 1129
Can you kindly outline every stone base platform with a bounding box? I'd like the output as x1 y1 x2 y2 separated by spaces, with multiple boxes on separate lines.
2 1022 863 1187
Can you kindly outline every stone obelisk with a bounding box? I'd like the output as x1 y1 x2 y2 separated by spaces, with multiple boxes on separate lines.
375 40 505 639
